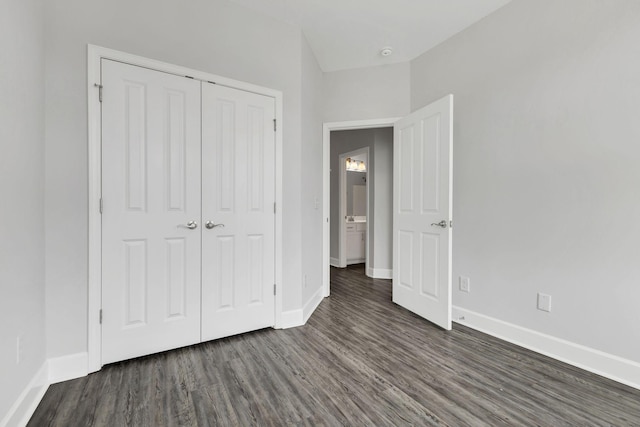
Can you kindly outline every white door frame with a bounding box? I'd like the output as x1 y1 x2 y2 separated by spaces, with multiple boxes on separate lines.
338 147 369 268
322 118 399 297
87 45 284 373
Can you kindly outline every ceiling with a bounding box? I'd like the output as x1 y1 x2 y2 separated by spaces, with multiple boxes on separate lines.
228 0 512 72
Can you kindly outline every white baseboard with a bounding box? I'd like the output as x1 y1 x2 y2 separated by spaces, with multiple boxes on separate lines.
48 352 88 385
1 362 49 427
366 267 392 279
330 257 340 268
453 306 640 390
280 308 304 329
280 286 325 329
303 286 324 323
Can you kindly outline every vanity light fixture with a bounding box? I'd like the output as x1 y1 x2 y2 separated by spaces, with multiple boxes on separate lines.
346 157 366 172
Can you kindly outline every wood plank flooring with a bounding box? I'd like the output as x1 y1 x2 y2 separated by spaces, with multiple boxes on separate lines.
29 264 640 426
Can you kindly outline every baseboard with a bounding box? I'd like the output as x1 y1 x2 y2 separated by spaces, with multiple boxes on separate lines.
330 257 340 268
453 306 640 390
1 352 90 427
280 308 304 329
1 362 49 427
303 286 324 323
366 267 392 280
48 352 88 385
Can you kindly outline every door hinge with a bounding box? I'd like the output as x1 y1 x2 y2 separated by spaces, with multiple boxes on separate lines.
99 198 103 214
273 119 276 132
94 83 103 102
273 284 276 295
274 202 276 214
99 309 102 324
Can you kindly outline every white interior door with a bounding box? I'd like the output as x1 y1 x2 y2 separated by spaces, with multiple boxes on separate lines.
101 60 202 364
201 83 276 341
393 94 453 330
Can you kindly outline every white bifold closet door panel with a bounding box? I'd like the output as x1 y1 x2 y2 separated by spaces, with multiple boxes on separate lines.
201 83 276 341
101 59 202 364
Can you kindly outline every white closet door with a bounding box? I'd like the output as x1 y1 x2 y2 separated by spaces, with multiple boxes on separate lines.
101 60 202 364
201 83 276 341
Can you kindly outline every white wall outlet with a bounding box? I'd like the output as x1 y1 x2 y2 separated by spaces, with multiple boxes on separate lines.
459 276 471 293
537 293 552 312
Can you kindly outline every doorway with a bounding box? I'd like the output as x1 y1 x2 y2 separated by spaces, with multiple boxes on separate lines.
339 148 369 269
322 118 398 297
322 95 454 331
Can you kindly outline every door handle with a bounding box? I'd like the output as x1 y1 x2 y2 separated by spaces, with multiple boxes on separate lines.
205 221 225 229
182 220 198 230
431 220 447 228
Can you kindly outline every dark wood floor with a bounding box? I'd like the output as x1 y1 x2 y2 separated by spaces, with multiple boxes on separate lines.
29 264 640 426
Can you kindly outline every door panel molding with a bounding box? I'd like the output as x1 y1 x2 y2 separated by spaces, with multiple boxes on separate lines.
88 45 284 372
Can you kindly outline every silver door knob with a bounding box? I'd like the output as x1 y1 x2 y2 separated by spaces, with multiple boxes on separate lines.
205 221 224 229
431 220 447 228
185 220 198 229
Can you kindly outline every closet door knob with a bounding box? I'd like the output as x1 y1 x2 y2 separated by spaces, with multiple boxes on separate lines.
205 221 224 229
183 220 198 229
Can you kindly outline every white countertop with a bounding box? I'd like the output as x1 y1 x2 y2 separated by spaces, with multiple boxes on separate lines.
346 216 367 223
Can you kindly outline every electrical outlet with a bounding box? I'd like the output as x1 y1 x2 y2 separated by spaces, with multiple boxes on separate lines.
537 293 552 312
459 276 471 293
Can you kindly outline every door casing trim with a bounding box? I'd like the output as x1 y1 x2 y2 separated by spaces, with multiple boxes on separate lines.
87 45 284 372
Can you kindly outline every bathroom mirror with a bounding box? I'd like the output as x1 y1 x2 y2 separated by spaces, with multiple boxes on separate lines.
346 170 366 217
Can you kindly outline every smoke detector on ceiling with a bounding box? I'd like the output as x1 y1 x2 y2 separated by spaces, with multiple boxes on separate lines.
380 47 393 57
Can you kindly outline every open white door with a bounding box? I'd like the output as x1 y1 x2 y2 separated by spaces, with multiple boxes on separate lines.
393 94 453 330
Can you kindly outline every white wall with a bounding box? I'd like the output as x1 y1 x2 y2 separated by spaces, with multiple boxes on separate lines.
44 0 306 358
0 0 47 420
323 63 410 123
372 130 393 271
411 0 640 362
300 34 325 307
